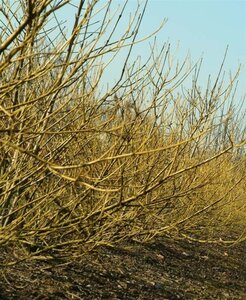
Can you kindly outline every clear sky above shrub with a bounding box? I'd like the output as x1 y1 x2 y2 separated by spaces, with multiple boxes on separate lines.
60 0 246 99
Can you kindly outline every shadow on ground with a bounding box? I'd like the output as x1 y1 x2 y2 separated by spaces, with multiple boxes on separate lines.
0 236 245 299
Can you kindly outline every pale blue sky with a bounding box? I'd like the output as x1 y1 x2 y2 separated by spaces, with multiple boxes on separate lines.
57 0 246 99
148 0 245 94
114 0 246 99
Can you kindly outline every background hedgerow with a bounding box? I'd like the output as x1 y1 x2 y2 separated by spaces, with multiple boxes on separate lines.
0 0 245 261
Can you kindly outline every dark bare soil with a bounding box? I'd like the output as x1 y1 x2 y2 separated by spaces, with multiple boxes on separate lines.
0 236 245 299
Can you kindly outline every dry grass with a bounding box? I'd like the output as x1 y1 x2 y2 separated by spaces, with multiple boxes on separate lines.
0 0 245 262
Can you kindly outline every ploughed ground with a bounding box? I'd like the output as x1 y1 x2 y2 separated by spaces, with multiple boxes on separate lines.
0 234 245 299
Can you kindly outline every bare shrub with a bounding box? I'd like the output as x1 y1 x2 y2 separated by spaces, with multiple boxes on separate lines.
0 0 245 260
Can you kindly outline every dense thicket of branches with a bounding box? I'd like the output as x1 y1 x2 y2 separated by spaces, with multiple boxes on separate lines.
0 0 245 260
